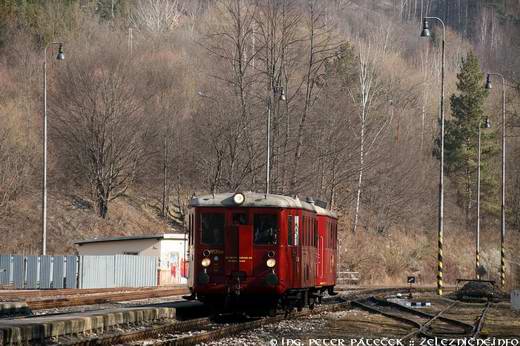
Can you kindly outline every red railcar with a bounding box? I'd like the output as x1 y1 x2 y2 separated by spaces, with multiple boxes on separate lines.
186 192 337 312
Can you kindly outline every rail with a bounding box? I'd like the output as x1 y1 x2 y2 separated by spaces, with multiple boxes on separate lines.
353 296 492 339
56 287 425 345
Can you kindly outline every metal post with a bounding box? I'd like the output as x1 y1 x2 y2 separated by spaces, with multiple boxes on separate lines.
42 50 48 256
486 73 507 288
500 76 506 289
423 16 446 296
476 123 481 280
438 33 445 296
266 96 271 195
41 42 64 256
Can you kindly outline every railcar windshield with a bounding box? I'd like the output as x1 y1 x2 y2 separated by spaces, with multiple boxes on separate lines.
253 214 278 245
201 213 225 245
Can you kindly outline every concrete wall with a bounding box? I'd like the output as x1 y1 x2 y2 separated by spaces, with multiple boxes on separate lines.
76 239 161 257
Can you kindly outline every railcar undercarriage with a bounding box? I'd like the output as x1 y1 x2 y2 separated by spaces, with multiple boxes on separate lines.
195 285 337 316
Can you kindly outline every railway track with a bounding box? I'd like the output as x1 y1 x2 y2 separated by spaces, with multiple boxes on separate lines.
352 296 493 340
0 286 189 311
54 297 350 346
0 286 170 300
50 287 435 346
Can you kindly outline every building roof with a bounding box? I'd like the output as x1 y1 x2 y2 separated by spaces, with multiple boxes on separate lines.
75 233 187 245
190 192 337 218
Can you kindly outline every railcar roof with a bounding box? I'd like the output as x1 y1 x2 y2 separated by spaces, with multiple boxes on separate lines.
190 192 337 218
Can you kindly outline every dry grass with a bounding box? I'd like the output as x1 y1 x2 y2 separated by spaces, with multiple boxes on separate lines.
0 190 176 255
339 220 519 288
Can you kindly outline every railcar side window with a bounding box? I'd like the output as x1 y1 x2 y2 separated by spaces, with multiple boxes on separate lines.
254 214 278 245
294 215 299 246
302 216 307 246
288 215 294 246
189 214 193 245
201 213 225 245
313 220 318 247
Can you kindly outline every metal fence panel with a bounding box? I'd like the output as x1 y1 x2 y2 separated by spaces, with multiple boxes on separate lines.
53 256 65 288
512 262 520 290
0 255 10 285
40 256 52 289
81 255 157 289
1 254 157 289
115 255 157 287
106 256 116 288
26 256 39 289
146 256 158 287
12 256 24 288
81 256 116 289
65 256 78 288
114 255 124 287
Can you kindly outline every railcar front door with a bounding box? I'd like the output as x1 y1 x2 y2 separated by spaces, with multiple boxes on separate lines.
225 214 253 294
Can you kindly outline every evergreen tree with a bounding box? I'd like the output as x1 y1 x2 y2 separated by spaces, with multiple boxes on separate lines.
439 51 498 225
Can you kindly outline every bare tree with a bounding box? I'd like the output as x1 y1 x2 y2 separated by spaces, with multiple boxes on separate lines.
130 0 184 33
51 48 153 218
254 0 301 193
288 0 341 194
0 127 31 210
200 0 259 191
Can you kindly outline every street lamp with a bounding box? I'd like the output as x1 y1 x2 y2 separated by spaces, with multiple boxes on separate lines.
476 116 491 280
420 16 446 296
42 42 65 256
485 73 507 288
266 85 285 195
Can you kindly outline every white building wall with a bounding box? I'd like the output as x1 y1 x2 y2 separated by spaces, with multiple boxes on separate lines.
77 239 161 257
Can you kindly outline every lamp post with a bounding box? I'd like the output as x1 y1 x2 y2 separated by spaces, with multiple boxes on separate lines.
421 17 446 296
485 73 507 288
476 117 491 280
42 42 64 256
266 86 285 195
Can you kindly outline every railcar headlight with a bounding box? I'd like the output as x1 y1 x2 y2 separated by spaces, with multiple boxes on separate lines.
266 258 276 268
201 258 211 267
232 192 245 205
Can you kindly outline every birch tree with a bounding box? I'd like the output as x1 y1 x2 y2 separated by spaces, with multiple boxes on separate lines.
130 0 184 33
349 25 393 233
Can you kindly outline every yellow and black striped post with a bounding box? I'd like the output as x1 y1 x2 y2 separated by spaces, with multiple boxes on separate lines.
500 245 506 288
438 232 443 295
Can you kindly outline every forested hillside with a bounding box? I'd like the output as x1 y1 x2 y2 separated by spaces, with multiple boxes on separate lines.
0 0 519 285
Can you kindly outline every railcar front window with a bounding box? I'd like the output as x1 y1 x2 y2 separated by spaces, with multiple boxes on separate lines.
201 213 225 245
254 214 278 245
